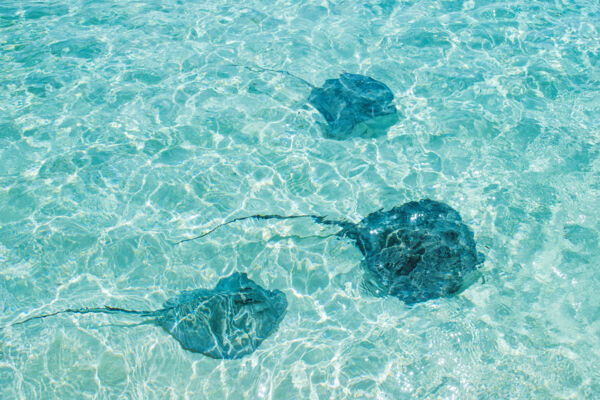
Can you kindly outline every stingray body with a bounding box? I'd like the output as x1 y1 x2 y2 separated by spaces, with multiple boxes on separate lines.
334 199 484 304
308 73 398 139
12 273 287 359
183 200 484 305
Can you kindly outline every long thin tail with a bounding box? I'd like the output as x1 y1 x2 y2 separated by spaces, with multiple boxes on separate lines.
174 214 347 245
223 60 316 89
10 306 154 327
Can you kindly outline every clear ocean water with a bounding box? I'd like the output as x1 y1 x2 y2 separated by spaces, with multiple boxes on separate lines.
1 0 599 398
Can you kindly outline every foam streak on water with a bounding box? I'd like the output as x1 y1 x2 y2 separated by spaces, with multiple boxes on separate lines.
1 0 599 398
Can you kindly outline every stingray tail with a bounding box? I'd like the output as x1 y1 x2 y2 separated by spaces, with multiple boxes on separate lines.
225 61 315 89
10 306 155 327
174 214 349 245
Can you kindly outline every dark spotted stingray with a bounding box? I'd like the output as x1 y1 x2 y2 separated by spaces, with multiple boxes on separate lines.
179 200 484 305
233 63 398 139
10 273 287 359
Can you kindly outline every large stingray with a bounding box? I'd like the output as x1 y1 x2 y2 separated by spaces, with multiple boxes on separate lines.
178 200 484 305
233 63 399 139
8 273 287 359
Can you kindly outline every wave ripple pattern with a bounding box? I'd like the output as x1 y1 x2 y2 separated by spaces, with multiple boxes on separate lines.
1 0 599 399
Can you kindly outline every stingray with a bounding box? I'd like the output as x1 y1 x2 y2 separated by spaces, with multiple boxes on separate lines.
8 273 287 359
232 63 399 139
307 73 399 139
178 199 484 305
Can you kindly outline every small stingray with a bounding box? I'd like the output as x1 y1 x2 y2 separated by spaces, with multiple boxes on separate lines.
229 63 398 139
307 73 399 139
9 273 287 359
178 200 484 305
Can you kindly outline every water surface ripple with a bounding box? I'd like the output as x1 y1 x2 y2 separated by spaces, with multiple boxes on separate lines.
1 0 599 398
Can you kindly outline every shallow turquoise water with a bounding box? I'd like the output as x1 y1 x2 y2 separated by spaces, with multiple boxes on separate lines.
1 0 599 398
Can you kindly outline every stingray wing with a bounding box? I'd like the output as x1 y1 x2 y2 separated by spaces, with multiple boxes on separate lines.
339 73 395 112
